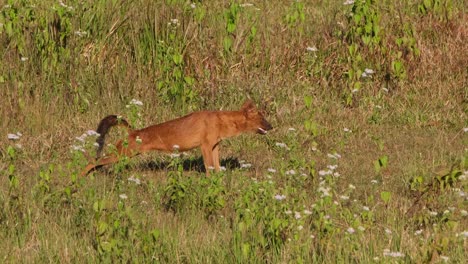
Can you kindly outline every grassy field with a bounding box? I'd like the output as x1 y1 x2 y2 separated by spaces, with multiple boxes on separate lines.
1 0 467 262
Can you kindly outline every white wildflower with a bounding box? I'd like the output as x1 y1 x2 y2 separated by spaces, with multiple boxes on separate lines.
190 2 196 9
303 209 312 215
288 127 296 132
285 210 292 215
349 184 356 190
297 225 304 231
274 194 286 201
428 211 438 216
382 87 389 93
340 195 349 200
59 1 67 8
318 170 332 176
128 176 141 185
414 229 423 235
363 206 370 211
74 30 87 37
7 132 22 140
136 136 142 143
241 163 252 169
294 211 301 220
385 228 392 235
240 3 254 7
327 153 342 159
343 127 351 133
358 226 365 231
169 18 180 26
460 172 466 180
361 68 375 78
285 169 296 175
352 88 359 93
275 142 290 150
318 186 331 197
119 194 128 200
347 227 355 234
207 166 215 170
459 231 468 238
333 172 341 177
463 127 468 132
220 166 226 171
461 210 468 216
172 144 180 150
129 99 143 106
306 46 318 52
20 57 28 62
383 249 405 258
343 0 355 5
86 130 99 136
75 133 87 143
327 164 338 170
267 168 277 173
71 145 85 152
371 180 378 184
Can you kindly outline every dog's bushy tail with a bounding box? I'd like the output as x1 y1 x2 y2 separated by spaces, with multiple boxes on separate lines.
96 115 131 158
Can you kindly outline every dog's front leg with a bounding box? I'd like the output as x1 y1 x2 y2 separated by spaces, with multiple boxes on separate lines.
201 144 214 176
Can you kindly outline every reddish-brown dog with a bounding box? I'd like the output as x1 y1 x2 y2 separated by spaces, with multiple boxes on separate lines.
81 100 272 176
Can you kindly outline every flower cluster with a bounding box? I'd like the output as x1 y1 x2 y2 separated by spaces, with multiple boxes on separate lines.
72 130 100 152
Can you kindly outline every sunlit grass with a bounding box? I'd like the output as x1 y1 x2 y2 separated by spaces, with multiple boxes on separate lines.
1 0 467 263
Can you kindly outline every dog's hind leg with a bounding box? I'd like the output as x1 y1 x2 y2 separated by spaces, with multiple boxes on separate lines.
212 143 220 172
81 139 139 176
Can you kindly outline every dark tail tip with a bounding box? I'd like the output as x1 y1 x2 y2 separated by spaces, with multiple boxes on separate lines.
95 115 130 158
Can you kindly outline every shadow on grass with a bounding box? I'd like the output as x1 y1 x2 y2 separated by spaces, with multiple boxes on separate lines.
141 156 242 173
90 156 241 175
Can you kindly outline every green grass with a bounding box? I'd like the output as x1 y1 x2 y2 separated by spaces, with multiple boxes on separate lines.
1 0 467 263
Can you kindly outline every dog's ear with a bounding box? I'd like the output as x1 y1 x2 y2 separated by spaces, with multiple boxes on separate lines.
241 99 256 112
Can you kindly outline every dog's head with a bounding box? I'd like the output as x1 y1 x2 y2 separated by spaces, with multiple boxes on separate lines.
241 100 273 135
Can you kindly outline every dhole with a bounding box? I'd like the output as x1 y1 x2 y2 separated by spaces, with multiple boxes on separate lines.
81 100 272 176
